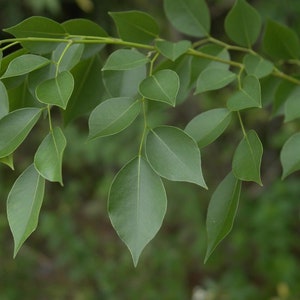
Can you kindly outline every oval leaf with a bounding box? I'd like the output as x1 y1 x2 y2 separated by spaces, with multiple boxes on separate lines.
7 164 45 257
205 172 241 263
280 133 300 179
36 71 74 109
243 54 274 79
88 97 141 139
232 130 263 185
0 80 9 118
139 69 179 106
146 126 207 187
284 87 300 122
155 40 191 61
185 108 232 148
0 108 41 158
108 156 167 266
34 127 66 185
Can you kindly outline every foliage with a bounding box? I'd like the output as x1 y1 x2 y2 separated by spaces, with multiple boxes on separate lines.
1 0 300 269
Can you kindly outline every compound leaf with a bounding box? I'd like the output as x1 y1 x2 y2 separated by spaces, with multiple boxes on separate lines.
243 54 274 78
155 40 191 61
0 81 9 118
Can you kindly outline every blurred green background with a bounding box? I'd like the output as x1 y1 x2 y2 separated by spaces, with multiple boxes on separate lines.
1 0 300 299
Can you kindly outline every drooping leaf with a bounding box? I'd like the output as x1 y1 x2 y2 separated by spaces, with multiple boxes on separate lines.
0 154 14 170
102 49 149 71
164 0 210 37
36 71 74 109
227 75 261 111
284 87 300 122
205 172 241 263
109 11 159 44
0 108 41 158
1 54 50 79
232 130 263 185
145 126 207 187
34 127 66 185
88 97 141 139
7 164 45 257
185 108 232 148
243 54 274 78
224 0 261 47
195 68 236 94
139 70 179 106
108 156 167 266
280 133 300 179
155 40 191 61
0 81 9 118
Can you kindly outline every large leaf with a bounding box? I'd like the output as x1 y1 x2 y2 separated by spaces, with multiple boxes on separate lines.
7 164 45 257
108 156 167 266
109 11 159 44
280 133 300 179
34 127 66 185
0 80 9 118
164 0 210 37
88 97 141 139
36 71 74 109
1 54 50 79
227 75 261 111
185 108 232 148
0 108 41 158
224 0 261 47
232 130 263 185
102 49 149 71
205 172 241 262
155 40 191 61
145 126 207 187
243 54 274 79
284 87 300 122
139 70 179 106
195 68 236 94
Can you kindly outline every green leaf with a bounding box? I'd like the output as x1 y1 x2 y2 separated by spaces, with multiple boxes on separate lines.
109 11 159 44
185 108 232 148
145 126 207 187
108 156 167 266
0 81 9 118
232 130 263 185
227 75 261 111
34 127 66 185
0 108 41 158
195 68 236 94
0 154 14 170
7 164 45 257
273 80 296 116
243 54 274 79
1 54 50 79
139 70 179 106
155 40 191 61
102 49 149 71
36 71 74 109
164 0 210 37
205 172 241 263
280 133 300 179
4 16 66 54
225 0 261 47
263 20 300 59
88 97 141 139
284 87 300 122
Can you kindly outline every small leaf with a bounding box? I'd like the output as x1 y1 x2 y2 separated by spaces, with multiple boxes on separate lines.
225 0 261 47
280 133 300 179
232 130 263 185
205 172 241 263
7 164 45 257
34 127 66 185
88 97 141 139
284 87 300 122
263 20 300 59
139 70 179 106
227 75 261 111
102 49 149 71
185 108 232 148
0 80 9 118
0 154 14 170
109 11 159 44
243 54 274 78
36 71 74 109
1 54 50 79
146 126 207 187
155 40 191 61
0 108 41 158
164 0 210 37
108 156 167 266
195 68 236 94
